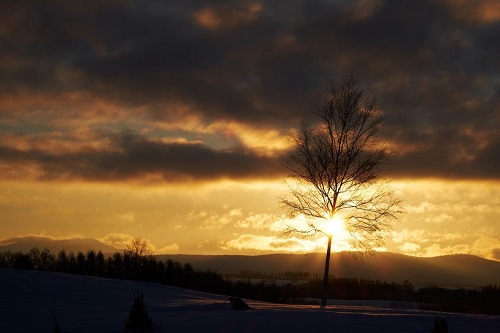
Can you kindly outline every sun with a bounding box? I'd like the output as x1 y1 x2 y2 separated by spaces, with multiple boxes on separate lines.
279 214 353 252
322 215 347 236
319 215 352 251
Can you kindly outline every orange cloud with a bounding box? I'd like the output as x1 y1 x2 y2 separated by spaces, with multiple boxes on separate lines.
222 234 321 253
0 161 44 181
154 107 293 156
445 0 500 24
0 131 116 156
420 243 471 257
398 242 421 253
193 2 263 30
346 0 382 21
234 213 279 229
156 243 180 254
471 237 500 260
198 208 243 230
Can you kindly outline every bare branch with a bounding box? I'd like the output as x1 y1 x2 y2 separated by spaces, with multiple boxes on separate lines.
280 75 403 306
281 76 402 249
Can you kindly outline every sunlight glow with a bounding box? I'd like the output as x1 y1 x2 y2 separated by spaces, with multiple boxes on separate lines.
318 215 352 252
322 216 349 239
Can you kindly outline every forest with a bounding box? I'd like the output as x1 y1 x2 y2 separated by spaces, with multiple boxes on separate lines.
1 247 499 315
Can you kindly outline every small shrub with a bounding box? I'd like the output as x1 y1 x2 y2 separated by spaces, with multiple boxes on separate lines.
124 292 155 333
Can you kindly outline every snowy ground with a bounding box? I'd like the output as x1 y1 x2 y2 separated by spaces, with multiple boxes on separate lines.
1 268 499 332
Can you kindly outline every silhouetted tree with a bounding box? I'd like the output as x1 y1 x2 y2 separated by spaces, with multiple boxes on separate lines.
12 252 31 269
124 292 155 333
86 250 96 275
76 251 86 274
125 238 153 258
0 252 6 267
28 247 41 270
56 250 68 272
108 252 124 277
68 251 77 273
3 246 500 314
39 248 53 271
281 76 402 306
96 250 105 276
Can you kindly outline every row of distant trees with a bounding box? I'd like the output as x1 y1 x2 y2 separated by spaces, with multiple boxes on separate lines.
1 245 500 314
0 246 206 287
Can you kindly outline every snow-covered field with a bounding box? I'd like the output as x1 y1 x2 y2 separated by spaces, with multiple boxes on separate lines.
1 268 499 332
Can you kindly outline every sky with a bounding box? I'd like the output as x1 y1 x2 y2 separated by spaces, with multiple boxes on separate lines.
1 0 500 260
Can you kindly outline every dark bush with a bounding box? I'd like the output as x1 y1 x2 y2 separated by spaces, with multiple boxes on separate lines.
124 292 155 333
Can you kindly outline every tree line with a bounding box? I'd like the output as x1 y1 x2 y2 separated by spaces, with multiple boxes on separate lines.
238 270 314 281
1 246 499 314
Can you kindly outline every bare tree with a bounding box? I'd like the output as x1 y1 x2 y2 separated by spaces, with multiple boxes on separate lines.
281 76 402 307
125 238 153 258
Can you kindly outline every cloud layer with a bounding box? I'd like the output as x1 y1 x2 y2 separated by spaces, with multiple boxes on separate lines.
1 0 499 182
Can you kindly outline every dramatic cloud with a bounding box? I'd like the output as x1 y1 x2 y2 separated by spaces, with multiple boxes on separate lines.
222 234 322 253
1 1 500 259
0 132 285 182
1 0 499 181
99 233 135 250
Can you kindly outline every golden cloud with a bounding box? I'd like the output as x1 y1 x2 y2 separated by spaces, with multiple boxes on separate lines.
0 131 116 156
156 243 180 254
0 162 44 181
234 213 280 229
99 233 135 249
471 237 500 260
154 108 292 156
197 208 243 230
222 234 321 253
420 243 471 257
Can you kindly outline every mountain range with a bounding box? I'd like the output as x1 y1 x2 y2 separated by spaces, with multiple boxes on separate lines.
159 252 500 289
1 236 499 288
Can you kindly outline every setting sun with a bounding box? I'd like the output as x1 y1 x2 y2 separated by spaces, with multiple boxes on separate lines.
315 215 353 252
322 216 348 238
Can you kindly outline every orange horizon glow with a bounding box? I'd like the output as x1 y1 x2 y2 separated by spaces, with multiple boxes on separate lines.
2 178 499 261
0 180 500 260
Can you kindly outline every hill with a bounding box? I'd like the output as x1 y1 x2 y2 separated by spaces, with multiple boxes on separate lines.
3 268 500 332
2 236 499 288
0 236 120 255
158 252 500 288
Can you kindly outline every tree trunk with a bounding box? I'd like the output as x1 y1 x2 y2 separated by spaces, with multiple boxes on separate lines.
321 234 333 307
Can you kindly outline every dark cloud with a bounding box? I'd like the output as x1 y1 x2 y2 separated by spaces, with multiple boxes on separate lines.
0 0 499 180
0 132 285 182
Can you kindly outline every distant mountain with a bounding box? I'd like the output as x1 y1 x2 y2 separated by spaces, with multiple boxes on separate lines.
158 252 500 288
3 236 499 288
0 236 120 255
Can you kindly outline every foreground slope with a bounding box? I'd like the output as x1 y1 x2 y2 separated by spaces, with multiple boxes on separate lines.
1 268 499 332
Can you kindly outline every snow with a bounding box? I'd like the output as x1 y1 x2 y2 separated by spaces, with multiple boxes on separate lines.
1 268 499 332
